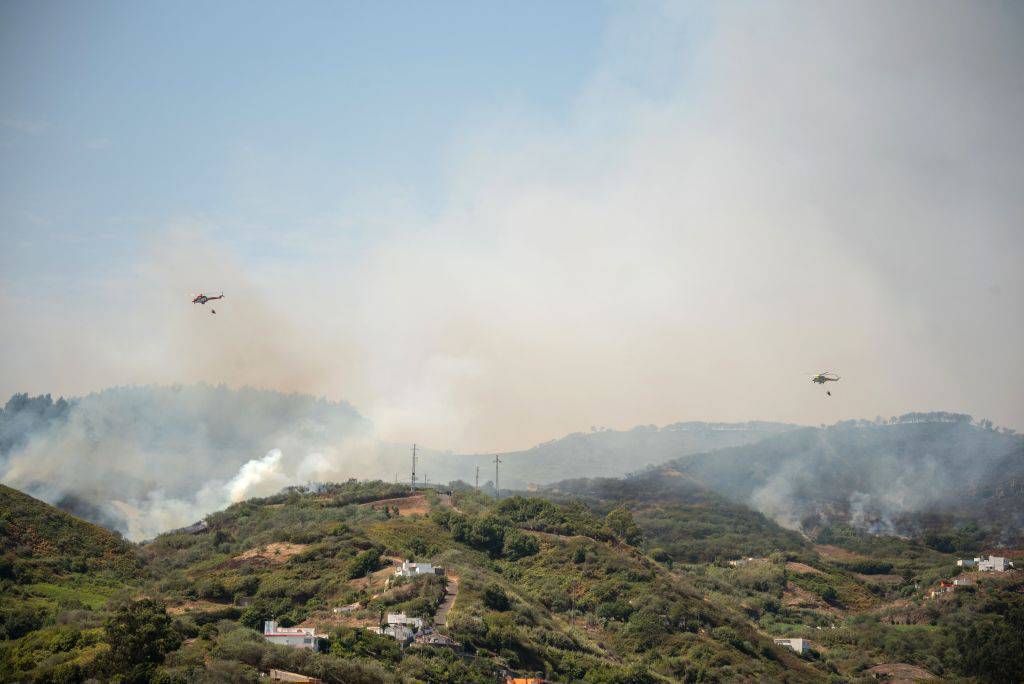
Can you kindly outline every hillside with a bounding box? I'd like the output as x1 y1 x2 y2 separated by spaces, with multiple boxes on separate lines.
655 415 1024 543
0 484 142 678
540 473 809 563
2 479 1023 682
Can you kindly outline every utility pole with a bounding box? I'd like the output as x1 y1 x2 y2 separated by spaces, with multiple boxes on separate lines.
411 443 418 489
475 465 480 491
493 455 501 500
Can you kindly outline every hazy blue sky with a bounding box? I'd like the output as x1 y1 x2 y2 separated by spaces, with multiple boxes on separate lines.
2 2 1021 451
1 1 626 288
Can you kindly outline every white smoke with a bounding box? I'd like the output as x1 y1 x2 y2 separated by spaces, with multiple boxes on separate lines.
0 385 396 540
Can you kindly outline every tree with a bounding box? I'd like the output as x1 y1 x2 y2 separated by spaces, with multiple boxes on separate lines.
482 584 510 611
348 548 382 579
502 530 540 560
573 545 587 564
467 517 507 557
605 507 643 546
102 599 181 683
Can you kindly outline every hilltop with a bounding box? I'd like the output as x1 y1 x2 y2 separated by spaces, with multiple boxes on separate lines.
448 421 799 490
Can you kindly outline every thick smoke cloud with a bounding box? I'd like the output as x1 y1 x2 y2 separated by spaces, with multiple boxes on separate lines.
675 418 1024 537
0 386 381 540
1 2 1022 454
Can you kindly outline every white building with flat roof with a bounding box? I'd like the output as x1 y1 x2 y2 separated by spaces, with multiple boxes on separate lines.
958 556 1015 572
375 623 414 644
387 612 425 630
774 637 808 654
395 560 436 577
263 621 327 650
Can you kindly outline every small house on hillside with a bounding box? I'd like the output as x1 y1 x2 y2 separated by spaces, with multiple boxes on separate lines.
387 612 425 630
958 556 1014 572
395 560 444 577
268 669 324 683
263 621 327 651
979 556 1013 572
774 637 808 654
375 623 415 645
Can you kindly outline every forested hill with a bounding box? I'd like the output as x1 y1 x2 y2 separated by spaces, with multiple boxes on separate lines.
4 479 1024 682
540 472 809 563
652 414 1024 542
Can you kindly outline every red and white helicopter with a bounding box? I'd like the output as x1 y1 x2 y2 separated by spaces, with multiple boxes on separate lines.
191 292 224 313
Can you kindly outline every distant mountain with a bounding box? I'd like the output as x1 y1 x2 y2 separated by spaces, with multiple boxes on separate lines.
441 421 800 490
652 414 1024 542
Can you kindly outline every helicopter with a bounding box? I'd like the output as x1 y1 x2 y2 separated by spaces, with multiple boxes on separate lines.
192 292 224 313
811 371 841 396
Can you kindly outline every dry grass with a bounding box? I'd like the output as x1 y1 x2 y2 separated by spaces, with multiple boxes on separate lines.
865 662 935 681
360 495 430 517
167 600 230 615
786 561 824 575
232 542 309 565
814 544 867 562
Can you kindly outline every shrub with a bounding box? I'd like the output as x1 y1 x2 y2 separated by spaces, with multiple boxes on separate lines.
100 598 182 681
502 530 540 561
348 549 382 580
483 584 511 611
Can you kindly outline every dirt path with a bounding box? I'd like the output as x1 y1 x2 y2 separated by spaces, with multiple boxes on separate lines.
438 492 463 514
434 575 459 627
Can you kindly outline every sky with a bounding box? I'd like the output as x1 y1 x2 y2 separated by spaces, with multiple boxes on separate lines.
1 1 1022 453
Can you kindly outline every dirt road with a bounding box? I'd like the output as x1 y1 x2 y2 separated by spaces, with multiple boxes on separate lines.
434 575 459 627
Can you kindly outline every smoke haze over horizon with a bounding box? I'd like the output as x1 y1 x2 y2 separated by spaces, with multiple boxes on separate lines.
2 2 1022 453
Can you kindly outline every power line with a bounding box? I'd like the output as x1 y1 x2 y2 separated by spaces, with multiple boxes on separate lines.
493 455 501 500
411 443 418 488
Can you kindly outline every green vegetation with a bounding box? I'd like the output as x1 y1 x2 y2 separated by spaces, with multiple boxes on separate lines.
2 477 1022 682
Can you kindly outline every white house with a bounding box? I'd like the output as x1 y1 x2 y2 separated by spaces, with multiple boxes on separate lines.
375 624 414 644
978 556 1013 572
263 621 327 651
387 612 425 630
395 560 436 577
958 556 1015 572
268 670 324 683
774 637 808 654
